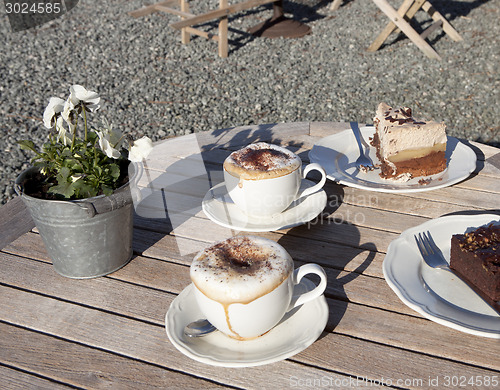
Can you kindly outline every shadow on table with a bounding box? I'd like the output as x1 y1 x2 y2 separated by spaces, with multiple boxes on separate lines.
441 209 500 218
199 122 305 154
452 137 500 181
276 190 378 336
132 124 306 259
457 138 485 173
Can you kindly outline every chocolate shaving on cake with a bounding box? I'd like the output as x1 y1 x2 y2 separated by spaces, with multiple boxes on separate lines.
385 106 416 125
401 107 412 117
418 178 432 185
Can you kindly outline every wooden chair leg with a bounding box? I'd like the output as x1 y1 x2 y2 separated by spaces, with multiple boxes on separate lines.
421 1 462 41
368 0 461 58
330 0 343 11
180 0 191 44
128 0 177 18
218 0 229 58
368 0 420 52
369 0 441 59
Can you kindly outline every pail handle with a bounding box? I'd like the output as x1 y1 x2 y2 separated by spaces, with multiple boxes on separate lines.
14 184 23 197
76 187 134 217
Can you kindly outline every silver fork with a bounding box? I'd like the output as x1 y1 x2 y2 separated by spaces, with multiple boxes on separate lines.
414 231 452 272
415 231 500 314
352 122 374 171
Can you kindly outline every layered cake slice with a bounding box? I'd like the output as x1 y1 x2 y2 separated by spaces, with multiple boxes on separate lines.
371 103 447 181
450 223 500 312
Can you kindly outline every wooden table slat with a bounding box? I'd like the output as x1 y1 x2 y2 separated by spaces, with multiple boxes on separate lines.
0 365 74 390
0 322 226 390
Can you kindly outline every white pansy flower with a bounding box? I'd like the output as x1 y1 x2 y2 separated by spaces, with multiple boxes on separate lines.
62 98 76 127
43 97 65 129
69 84 100 113
101 122 123 149
128 136 153 162
55 117 72 146
97 130 121 159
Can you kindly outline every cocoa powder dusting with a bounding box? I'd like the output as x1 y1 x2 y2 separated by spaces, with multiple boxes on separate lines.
232 147 292 171
207 237 272 276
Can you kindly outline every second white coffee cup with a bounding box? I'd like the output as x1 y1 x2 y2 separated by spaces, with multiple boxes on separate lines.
190 235 327 340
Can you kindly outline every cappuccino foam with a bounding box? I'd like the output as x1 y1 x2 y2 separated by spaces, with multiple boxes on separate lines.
224 143 301 180
190 236 293 304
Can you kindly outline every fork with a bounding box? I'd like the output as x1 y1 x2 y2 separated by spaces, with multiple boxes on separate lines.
415 231 500 314
352 122 374 171
414 232 452 272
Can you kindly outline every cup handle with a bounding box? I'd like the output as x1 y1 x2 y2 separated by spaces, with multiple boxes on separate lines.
288 263 327 310
296 163 327 200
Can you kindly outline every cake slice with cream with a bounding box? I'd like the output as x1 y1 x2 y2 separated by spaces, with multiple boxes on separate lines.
371 103 447 181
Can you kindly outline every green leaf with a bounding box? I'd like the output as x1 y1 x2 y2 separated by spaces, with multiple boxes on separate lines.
109 163 121 179
73 179 96 199
61 149 74 159
18 140 38 154
46 167 75 199
48 181 75 199
56 166 71 182
100 185 113 197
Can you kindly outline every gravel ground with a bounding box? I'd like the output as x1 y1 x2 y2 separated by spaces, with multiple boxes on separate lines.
1 0 498 204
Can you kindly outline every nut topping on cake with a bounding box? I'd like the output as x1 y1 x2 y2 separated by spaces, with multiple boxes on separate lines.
450 222 500 306
459 223 500 261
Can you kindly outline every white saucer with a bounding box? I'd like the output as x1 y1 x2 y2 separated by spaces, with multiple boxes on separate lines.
383 214 500 338
165 279 329 367
309 126 477 193
202 180 327 232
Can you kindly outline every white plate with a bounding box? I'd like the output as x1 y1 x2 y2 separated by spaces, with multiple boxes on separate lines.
308 126 477 193
202 180 327 232
165 280 329 367
383 214 500 338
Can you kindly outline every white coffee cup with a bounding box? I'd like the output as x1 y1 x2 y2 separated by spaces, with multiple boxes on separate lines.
223 143 326 217
190 235 327 340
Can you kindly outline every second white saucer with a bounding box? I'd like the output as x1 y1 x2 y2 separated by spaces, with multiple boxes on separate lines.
165 280 329 367
202 180 327 232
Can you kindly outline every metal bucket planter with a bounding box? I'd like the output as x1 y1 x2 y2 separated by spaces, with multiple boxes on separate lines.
15 163 140 279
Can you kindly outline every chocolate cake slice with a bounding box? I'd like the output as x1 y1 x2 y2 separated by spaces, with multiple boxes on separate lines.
371 103 447 181
450 222 500 313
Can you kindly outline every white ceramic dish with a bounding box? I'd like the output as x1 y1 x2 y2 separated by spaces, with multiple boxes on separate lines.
165 279 329 367
308 126 477 193
202 180 327 232
383 214 500 338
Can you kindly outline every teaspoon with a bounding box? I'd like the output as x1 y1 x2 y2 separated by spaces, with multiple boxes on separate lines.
184 318 217 337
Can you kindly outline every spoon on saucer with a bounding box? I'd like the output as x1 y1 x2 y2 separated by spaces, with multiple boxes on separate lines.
184 319 217 337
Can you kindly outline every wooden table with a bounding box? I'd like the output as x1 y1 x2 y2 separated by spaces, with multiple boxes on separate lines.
1 122 499 388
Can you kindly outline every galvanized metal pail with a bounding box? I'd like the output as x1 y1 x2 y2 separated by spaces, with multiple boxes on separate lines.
15 163 141 279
